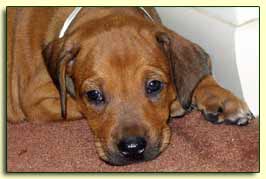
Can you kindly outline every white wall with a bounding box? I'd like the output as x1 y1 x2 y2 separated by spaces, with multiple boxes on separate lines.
235 20 259 115
156 7 259 115
193 7 258 26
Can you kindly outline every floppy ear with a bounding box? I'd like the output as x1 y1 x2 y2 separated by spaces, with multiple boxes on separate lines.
42 38 80 119
156 31 211 110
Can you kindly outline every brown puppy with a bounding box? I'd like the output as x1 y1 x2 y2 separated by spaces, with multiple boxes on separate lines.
7 7 254 165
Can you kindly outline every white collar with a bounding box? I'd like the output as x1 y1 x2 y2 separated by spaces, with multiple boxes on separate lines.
59 7 154 38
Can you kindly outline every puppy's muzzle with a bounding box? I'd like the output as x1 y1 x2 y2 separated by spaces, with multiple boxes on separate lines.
117 136 147 160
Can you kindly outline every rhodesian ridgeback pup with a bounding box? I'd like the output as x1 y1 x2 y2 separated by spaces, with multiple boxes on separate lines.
7 7 254 165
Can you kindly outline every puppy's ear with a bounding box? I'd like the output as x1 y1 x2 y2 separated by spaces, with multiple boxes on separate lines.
42 38 80 119
156 31 211 110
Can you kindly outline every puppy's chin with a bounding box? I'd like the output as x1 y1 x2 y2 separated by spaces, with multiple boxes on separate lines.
100 145 161 166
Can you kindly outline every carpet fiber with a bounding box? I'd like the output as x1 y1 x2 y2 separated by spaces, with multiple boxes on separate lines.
7 111 259 172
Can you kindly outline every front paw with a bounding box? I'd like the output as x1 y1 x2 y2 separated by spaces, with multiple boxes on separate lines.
202 108 254 126
196 94 255 126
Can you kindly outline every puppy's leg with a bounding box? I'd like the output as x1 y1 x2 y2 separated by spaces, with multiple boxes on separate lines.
23 81 82 123
192 75 254 126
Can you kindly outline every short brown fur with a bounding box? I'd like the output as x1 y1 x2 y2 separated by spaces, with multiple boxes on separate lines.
8 7 254 165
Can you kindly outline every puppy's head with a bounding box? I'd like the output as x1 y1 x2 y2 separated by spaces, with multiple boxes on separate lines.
43 16 210 165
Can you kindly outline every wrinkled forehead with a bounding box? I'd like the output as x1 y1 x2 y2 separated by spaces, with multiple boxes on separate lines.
74 25 170 87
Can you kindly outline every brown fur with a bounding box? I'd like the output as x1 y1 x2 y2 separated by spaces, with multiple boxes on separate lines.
7 7 254 165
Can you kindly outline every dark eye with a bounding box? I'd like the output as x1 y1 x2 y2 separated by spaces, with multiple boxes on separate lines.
86 90 105 105
146 80 163 96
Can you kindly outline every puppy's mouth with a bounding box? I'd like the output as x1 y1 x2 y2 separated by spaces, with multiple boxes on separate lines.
94 126 171 166
101 142 161 166
106 142 161 166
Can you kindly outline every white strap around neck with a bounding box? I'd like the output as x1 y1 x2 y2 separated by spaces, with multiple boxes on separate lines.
58 7 154 38
139 7 154 22
59 7 82 38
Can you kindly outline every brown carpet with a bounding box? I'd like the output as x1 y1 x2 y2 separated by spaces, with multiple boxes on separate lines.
7 111 259 172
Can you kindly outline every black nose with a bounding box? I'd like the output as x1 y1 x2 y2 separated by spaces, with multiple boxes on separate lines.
118 136 147 159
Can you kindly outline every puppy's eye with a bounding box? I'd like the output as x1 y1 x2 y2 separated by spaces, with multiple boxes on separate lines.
146 80 163 96
86 90 105 105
